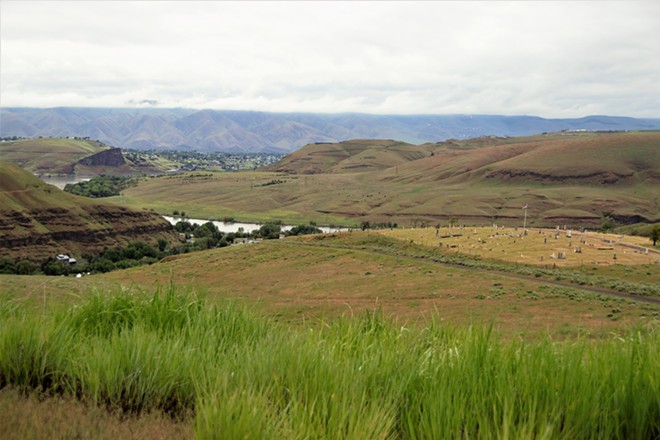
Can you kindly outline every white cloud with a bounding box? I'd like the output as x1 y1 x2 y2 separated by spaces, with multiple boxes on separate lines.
1 1 659 117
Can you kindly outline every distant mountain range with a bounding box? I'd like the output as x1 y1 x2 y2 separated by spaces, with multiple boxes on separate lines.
1 107 659 153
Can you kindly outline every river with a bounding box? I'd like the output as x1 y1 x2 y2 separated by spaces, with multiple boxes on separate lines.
162 216 348 234
39 175 92 189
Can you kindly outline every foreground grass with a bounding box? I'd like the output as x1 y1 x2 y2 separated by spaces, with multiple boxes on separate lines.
0 387 192 440
1 286 658 439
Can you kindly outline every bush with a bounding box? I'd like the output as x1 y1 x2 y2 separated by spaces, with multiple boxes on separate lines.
91 258 116 273
15 260 39 275
42 259 70 276
0 257 16 274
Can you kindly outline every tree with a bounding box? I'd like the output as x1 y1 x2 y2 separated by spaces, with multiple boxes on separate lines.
287 224 322 236
258 223 281 239
157 238 168 252
650 225 660 246
600 216 615 232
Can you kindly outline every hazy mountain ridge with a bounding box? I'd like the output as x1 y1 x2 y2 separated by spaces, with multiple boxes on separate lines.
2 107 659 153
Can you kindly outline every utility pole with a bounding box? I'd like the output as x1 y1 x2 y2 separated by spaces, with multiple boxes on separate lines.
522 204 528 233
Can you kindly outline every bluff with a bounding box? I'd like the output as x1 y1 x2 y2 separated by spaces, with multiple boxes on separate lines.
76 148 126 167
0 161 176 261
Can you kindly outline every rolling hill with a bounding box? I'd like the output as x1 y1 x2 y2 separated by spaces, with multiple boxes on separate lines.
0 137 161 176
106 131 660 228
0 161 176 261
267 139 432 174
2 107 659 152
382 130 660 185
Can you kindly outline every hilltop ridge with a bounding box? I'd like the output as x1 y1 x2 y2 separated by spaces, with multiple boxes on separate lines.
2 107 659 152
0 137 161 176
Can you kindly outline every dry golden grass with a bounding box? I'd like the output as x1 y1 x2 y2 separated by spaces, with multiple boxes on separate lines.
379 226 659 268
0 388 192 440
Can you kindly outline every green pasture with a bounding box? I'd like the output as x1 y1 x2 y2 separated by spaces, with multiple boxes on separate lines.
1 286 658 439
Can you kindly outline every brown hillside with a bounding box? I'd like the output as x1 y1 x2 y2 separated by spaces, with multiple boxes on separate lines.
268 139 432 174
0 162 175 261
381 131 660 185
0 138 160 176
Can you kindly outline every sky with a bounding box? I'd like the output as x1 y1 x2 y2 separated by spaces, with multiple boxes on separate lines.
1 1 659 118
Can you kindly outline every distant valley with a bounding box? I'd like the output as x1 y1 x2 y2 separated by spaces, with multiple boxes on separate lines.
2 107 659 153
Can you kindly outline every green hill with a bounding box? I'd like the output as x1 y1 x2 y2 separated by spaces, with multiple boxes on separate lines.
0 161 175 261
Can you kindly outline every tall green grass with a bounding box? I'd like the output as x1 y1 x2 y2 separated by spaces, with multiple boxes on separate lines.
1 286 658 439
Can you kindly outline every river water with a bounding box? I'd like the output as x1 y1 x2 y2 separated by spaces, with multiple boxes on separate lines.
162 216 348 234
39 175 92 189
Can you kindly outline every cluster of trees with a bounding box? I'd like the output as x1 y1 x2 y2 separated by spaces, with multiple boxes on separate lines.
0 241 169 276
175 221 240 250
360 221 398 230
0 258 40 275
175 220 323 244
64 175 136 198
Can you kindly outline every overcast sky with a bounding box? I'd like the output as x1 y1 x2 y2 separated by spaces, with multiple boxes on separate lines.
1 1 659 118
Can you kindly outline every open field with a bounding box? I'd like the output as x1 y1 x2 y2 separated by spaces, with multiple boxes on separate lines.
2 232 658 336
380 226 660 268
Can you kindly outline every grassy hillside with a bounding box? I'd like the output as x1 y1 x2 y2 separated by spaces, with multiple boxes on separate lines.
386 131 660 185
0 287 657 439
0 161 175 261
268 139 432 174
107 132 660 228
2 228 657 437
3 231 657 334
0 138 161 176
0 138 109 175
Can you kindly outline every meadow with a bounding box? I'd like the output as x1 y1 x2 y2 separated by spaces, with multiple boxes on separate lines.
380 226 659 269
3 232 658 335
1 286 658 439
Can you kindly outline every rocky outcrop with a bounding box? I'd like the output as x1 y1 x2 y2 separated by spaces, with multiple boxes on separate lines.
77 148 126 167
